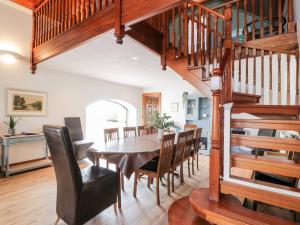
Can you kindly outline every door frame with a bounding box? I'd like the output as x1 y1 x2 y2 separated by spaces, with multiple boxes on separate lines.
142 92 162 125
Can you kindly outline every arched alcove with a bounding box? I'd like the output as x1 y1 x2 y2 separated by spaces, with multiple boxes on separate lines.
86 99 137 144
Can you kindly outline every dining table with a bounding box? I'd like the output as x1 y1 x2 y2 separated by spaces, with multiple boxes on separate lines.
86 133 164 208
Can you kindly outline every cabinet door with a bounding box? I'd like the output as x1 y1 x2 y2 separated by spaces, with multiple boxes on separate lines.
185 98 199 120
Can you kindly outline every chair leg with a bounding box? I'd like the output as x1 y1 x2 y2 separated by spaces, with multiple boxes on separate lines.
147 176 151 189
121 174 125 191
192 155 195 175
197 153 199 170
156 176 160 205
188 159 191 177
180 164 184 184
106 160 109 168
133 171 138 198
54 216 60 225
167 172 170 196
172 170 175 192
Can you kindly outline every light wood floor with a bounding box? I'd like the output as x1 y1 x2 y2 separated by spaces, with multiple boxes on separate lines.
0 156 209 225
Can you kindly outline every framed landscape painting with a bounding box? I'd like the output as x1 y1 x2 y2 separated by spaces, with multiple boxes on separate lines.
6 89 47 116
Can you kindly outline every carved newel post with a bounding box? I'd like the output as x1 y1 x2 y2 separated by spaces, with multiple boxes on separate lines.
209 68 222 202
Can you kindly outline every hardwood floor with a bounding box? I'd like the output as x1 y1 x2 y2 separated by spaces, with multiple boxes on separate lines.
0 156 209 225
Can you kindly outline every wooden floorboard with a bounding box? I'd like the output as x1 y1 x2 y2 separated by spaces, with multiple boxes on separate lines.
0 156 209 225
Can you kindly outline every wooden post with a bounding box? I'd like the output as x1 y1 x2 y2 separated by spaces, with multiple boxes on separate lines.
161 12 168 70
209 68 222 202
114 0 125 44
31 9 37 74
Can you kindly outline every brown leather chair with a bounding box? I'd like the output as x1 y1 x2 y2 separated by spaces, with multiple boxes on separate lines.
43 125 118 225
64 117 94 160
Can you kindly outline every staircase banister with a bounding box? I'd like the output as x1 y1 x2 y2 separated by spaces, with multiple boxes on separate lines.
212 0 240 10
34 0 51 12
187 0 225 20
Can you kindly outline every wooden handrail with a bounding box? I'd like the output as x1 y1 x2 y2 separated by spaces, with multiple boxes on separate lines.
212 0 240 10
187 0 225 20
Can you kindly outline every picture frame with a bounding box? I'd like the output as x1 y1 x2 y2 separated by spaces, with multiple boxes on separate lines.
6 88 47 116
171 102 179 112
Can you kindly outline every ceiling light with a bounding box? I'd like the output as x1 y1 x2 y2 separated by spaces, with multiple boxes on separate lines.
0 50 22 64
132 56 139 61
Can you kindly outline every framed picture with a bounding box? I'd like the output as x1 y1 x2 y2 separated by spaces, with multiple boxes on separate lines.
171 103 179 112
6 89 47 116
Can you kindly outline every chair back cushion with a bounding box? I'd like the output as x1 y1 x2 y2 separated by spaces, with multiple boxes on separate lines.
64 117 84 142
43 125 82 220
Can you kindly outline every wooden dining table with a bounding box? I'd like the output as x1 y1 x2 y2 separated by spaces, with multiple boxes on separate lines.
86 134 164 208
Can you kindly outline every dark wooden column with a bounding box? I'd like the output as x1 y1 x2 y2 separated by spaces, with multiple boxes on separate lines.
31 8 37 74
114 0 125 44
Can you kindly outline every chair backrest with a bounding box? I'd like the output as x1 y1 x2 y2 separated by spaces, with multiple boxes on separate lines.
172 132 187 167
104 128 119 142
43 125 82 213
184 124 197 131
64 117 84 142
194 128 202 151
183 130 195 159
137 125 148 136
157 133 176 175
123 127 137 138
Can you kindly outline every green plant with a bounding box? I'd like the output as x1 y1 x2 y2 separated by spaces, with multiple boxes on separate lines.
4 116 18 129
148 112 177 131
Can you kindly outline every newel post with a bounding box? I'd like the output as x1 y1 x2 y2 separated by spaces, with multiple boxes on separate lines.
31 8 37 74
209 68 222 202
161 12 168 70
114 0 125 44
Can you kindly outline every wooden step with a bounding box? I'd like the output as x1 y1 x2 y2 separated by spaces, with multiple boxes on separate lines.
168 196 210 225
221 180 300 212
232 92 261 104
231 153 300 179
232 104 300 118
189 188 298 225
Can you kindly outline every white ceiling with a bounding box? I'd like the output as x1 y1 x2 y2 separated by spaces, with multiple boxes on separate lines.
40 31 186 89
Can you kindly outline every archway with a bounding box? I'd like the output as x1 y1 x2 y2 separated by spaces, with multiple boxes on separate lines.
86 99 137 144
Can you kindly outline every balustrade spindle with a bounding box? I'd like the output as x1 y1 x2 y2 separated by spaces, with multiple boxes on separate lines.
269 0 273 36
287 55 291 97
75 0 80 24
278 53 282 93
83 0 88 20
236 0 239 43
213 15 217 68
191 5 195 67
178 4 182 58
259 0 263 38
287 0 294 32
251 0 255 40
269 52 273 91
184 2 188 57
278 0 283 34
205 13 210 78
172 8 175 48
91 0 95 15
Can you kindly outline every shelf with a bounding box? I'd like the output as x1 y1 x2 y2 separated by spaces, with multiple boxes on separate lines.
8 159 52 175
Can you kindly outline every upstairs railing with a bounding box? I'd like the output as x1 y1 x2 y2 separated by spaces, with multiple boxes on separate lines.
213 0 295 43
32 0 115 48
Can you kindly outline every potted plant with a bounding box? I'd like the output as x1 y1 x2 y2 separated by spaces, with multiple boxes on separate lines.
4 116 18 136
148 112 177 139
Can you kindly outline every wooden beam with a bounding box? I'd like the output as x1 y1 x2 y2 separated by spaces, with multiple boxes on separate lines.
221 181 300 212
231 153 300 178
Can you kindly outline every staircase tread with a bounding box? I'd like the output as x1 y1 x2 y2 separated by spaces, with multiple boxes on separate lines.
168 196 210 225
233 104 300 108
189 188 298 225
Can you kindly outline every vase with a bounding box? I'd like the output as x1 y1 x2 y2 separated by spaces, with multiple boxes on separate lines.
157 129 164 140
8 128 16 136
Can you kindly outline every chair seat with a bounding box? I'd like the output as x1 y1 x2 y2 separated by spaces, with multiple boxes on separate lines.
79 166 117 224
81 165 115 184
140 160 158 173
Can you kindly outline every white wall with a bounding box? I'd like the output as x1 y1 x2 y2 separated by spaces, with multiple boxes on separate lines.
143 70 202 128
0 2 142 164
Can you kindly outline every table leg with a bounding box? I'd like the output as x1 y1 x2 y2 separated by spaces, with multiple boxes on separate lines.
4 145 9 177
116 167 122 209
1 145 5 176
